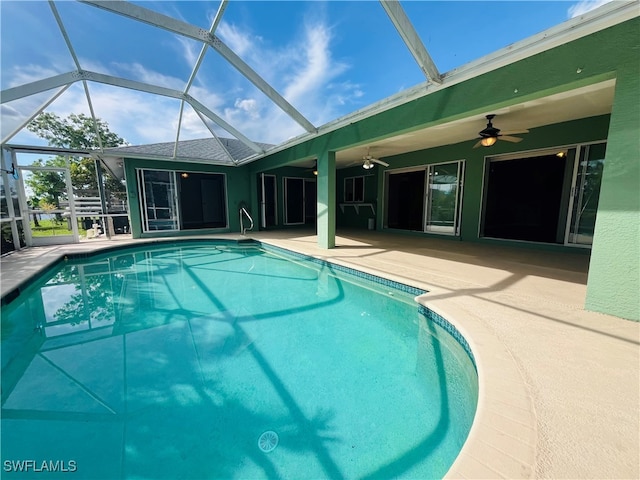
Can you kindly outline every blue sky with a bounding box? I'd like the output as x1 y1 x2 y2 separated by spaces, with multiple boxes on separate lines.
1 0 613 148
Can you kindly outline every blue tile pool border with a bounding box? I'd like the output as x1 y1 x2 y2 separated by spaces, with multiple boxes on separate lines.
418 304 477 371
258 242 426 296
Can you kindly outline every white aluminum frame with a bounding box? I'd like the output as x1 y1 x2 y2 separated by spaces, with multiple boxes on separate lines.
137 168 180 233
17 162 79 247
564 140 607 247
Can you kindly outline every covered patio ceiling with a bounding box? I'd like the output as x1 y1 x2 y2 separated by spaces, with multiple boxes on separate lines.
0 1 632 170
325 79 616 168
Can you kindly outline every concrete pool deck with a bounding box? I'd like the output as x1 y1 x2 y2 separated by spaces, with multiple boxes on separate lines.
1 230 638 479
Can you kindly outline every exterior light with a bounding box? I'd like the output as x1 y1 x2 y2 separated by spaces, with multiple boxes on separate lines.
556 151 567 158
363 159 374 169
480 136 498 147
181 172 189 178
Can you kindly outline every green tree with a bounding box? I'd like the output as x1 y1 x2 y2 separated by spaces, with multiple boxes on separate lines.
26 113 128 206
28 113 126 150
25 158 67 206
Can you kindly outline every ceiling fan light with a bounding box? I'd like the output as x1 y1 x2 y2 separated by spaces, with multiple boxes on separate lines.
480 136 498 147
363 159 374 169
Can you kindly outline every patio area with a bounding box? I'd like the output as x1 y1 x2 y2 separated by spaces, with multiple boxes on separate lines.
1 230 638 479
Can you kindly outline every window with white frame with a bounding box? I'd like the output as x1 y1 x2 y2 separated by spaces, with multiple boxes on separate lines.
344 176 365 202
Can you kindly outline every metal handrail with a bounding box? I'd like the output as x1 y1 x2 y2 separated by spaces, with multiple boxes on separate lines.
240 207 254 235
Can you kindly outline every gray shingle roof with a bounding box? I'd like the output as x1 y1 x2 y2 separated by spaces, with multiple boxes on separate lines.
103 137 274 165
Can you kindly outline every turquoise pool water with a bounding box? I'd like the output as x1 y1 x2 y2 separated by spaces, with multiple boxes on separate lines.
1 241 477 479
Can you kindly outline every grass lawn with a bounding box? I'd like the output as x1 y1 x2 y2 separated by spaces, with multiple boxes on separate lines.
30 218 88 237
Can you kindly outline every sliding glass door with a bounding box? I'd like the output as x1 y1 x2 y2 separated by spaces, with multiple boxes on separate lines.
566 143 606 246
138 169 229 233
386 170 425 231
425 161 464 234
179 172 227 229
480 142 606 247
482 153 568 243
385 161 464 235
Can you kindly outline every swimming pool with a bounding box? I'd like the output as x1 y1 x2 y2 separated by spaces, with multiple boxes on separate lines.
1 240 477 479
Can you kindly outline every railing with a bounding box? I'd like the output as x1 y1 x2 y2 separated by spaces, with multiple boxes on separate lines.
240 207 254 235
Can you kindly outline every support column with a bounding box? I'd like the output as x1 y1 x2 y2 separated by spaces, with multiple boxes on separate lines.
317 150 336 249
585 66 640 321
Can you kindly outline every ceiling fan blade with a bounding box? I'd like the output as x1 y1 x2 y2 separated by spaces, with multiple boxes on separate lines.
473 139 483 148
371 158 389 167
501 129 530 135
500 135 523 143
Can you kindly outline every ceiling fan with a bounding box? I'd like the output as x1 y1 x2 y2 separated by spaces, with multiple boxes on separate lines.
473 114 529 148
358 148 389 170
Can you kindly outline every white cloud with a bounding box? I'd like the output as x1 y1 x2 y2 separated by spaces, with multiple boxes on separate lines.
175 36 201 71
189 85 224 110
110 62 186 91
206 12 360 144
4 64 67 89
217 22 257 58
567 0 614 18
233 98 260 119
283 22 344 104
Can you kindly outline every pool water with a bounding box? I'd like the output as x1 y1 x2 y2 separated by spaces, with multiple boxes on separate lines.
1 241 477 479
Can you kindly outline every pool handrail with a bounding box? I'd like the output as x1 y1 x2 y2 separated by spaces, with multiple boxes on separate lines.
240 207 254 235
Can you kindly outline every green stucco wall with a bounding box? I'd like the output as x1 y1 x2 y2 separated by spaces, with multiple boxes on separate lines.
585 63 640 321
